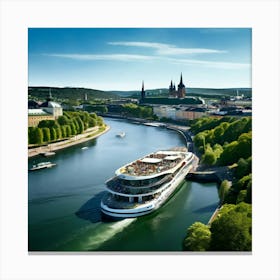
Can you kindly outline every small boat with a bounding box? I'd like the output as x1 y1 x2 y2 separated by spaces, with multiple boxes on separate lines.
29 161 56 171
81 147 88 150
42 151 56 157
116 132 126 138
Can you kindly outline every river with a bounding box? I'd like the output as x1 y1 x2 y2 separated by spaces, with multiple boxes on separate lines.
28 118 219 251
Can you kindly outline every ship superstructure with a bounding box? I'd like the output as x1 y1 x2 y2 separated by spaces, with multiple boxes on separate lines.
101 148 197 218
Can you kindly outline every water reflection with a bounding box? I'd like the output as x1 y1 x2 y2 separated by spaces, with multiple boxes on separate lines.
75 191 106 223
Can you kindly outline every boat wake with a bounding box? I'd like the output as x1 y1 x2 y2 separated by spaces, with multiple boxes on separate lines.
85 218 136 250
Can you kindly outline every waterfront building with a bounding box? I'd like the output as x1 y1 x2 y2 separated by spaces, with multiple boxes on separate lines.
175 106 208 120
28 88 63 127
153 106 177 120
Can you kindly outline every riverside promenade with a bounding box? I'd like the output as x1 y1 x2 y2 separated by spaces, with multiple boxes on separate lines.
28 125 110 158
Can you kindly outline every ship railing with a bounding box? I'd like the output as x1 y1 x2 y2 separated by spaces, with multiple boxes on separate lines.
106 177 173 196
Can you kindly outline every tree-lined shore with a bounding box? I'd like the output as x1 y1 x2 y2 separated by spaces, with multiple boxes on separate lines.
183 116 252 251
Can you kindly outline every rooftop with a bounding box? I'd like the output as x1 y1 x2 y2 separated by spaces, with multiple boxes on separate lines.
28 109 50 116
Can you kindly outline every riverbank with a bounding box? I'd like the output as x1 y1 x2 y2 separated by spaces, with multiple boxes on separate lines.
28 125 110 158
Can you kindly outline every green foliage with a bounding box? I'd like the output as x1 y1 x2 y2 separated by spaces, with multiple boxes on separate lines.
28 127 36 144
193 132 206 149
57 115 70 126
84 105 108 114
218 180 231 204
50 127 57 141
224 174 252 205
210 203 252 251
235 157 252 179
233 174 252 193
38 120 57 128
218 132 251 166
34 127 43 145
236 190 247 204
201 145 217 166
29 110 104 145
88 117 97 128
190 116 235 134
55 127 62 139
61 126 67 138
121 103 154 119
213 144 223 158
183 222 211 251
28 86 118 101
97 116 104 126
65 125 72 137
42 127 51 142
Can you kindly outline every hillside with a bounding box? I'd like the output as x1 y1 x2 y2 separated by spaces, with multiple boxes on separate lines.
28 86 119 101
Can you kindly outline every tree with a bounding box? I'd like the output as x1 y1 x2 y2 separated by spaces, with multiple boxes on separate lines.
61 126 67 138
88 117 97 128
183 222 211 251
28 127 36 144
38 120 57 128
201 149 217 166
50 127 57 141
235 158 249 179
42 127 51 142
57 115 69 126
56 127 62 139
194 132 206 149
34 127 43 145
210 203 252 251
218 180 231 204
70 122 77 135
236 190 247 204
65 125 72 137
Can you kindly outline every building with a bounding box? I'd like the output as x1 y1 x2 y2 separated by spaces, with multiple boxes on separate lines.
28 88 63 127
28 109 55 127
169 73 186 98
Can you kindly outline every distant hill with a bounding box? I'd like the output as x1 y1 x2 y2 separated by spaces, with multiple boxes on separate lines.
110 87 252 98
28 86 119 101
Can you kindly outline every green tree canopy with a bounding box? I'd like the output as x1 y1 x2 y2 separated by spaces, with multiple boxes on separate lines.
210 203 252 251
183 222 211 251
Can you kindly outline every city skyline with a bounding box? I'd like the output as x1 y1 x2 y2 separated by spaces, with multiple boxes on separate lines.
28 28 252 91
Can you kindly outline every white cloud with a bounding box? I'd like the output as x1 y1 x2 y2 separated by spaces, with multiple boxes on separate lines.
168 58 250 69
45 53 153 62
108 41 226 55
44 52 249 70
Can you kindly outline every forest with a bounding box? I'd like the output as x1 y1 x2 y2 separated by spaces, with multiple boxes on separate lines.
183 116 252 251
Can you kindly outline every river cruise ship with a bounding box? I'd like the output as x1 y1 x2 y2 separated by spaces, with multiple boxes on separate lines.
101 147 197 218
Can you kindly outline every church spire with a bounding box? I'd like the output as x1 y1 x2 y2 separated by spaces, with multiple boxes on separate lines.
141 80 145 100
179 73 183 85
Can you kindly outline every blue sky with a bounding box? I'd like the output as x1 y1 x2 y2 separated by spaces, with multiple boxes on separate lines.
28 28 251 91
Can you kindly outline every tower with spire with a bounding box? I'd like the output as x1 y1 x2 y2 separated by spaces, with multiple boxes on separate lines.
177 73 186 98
141 81 146 100
169 80 176 97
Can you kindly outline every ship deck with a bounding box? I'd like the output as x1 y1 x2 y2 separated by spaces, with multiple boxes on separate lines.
117 151 185 177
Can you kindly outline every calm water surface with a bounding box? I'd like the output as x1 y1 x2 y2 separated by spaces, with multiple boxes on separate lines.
28 118 219 251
